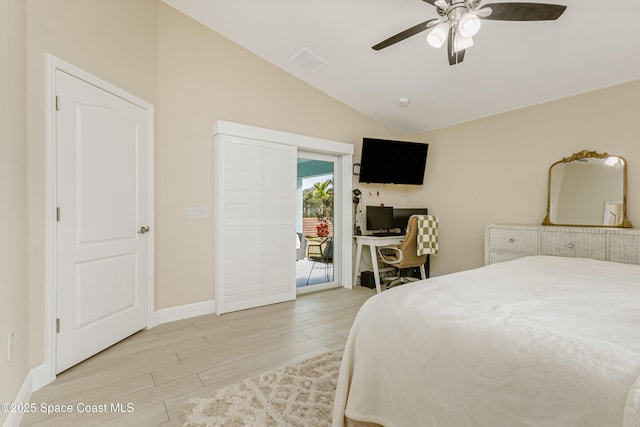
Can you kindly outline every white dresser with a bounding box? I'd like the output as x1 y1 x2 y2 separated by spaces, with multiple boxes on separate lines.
485 224 640 265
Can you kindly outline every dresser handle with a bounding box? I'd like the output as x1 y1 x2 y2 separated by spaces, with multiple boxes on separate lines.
568 243 574 249
508 238 515 243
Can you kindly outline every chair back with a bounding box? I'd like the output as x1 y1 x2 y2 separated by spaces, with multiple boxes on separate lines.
396 216 427 268
308 237 333 263
322 238 333 262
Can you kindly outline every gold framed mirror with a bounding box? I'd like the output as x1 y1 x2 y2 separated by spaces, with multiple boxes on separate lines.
542 150 632 228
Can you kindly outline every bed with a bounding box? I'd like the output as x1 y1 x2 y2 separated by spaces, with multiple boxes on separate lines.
333 255 640 427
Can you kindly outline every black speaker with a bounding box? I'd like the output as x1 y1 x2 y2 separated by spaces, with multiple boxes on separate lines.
360 271 376 289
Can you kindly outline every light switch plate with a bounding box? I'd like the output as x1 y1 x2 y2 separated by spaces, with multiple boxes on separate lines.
186 207 208 218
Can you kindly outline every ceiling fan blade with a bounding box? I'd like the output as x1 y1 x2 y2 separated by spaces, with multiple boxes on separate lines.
480 3 566 21
372 19 439 51
421 0 438 5
447 27 465 65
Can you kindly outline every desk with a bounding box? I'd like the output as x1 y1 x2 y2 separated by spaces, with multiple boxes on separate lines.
353 235 404 293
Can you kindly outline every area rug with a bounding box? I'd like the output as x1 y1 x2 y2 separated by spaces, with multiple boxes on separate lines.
180 350 343 427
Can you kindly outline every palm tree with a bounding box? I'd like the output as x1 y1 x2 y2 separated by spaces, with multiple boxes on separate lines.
312 179 333 221
302 179 334 218
302 188 317 217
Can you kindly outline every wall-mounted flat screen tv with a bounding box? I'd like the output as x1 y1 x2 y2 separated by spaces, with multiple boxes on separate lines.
358 138 428 185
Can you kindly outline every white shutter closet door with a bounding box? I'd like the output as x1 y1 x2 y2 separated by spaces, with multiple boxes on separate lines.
216 135 296 314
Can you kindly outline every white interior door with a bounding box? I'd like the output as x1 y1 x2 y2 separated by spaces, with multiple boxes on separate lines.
55 70 150 373
215 135 296 313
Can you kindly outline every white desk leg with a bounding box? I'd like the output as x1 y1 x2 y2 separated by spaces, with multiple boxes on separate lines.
353 241 363 288
369 244 382 293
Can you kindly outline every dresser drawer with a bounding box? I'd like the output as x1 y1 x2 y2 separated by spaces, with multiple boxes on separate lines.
488 228 539 254
540 231 606 260
487 250 529 265
609 234 640 264
486 225 640 266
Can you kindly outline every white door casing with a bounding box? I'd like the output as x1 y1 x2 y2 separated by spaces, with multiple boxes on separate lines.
49 59 154 376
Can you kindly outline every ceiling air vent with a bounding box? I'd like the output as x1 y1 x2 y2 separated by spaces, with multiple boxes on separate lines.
290 48 327 73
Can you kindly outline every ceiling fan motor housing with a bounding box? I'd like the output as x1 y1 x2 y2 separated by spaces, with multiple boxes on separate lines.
438 0 482 24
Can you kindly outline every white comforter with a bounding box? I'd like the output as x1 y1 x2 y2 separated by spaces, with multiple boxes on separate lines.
333 256 640 427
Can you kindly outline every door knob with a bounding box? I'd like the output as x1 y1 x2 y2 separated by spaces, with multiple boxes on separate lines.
138 226 150 234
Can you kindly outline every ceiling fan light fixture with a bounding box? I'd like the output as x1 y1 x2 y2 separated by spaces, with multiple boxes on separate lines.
458 12 481 38
454 34 474 52
427 22 449 48
371 0 567 66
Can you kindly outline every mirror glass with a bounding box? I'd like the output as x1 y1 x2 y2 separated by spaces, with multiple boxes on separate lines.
543 150 631 228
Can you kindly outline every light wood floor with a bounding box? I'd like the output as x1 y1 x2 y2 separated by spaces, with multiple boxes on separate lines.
21 286 375 426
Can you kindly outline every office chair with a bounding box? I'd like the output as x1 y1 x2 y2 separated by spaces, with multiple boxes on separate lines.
377 215 427 288
305 237 333 285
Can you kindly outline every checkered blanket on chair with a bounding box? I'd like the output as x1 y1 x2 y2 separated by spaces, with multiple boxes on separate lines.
415 215 439 255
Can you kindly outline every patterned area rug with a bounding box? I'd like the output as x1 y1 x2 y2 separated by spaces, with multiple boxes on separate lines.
180 350 343 427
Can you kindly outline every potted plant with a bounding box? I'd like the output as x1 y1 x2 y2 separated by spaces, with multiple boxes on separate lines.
316 220 330 237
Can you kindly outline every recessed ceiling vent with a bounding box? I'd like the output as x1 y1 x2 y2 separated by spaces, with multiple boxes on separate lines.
290 48 327 73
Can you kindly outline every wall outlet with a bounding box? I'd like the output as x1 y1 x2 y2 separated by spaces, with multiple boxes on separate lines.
8 332 14 362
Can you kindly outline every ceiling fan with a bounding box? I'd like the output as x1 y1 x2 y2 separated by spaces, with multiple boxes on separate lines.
372 1 566 65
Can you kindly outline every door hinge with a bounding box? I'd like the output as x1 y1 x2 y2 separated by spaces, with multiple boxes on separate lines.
56 318 60 333
55 96 60 111
56 207 61 222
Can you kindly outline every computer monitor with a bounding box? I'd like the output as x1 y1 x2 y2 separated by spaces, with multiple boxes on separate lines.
366 206 394 232
393 208 428 232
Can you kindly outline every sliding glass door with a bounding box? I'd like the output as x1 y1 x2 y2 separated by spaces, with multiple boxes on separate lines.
296 152 340 294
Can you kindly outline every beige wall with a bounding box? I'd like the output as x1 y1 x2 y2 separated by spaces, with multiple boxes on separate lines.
21 0 399 387
0 0 28 421
155 4 398 309
413 80 640 275
26 0 158 369
13 0 640 411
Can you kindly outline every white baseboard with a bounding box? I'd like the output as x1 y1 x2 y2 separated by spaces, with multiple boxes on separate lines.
30 363 51 392
2 363 46 427
153 299 216 325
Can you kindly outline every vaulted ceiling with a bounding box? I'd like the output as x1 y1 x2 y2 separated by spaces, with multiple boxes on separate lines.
163 0 640 135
